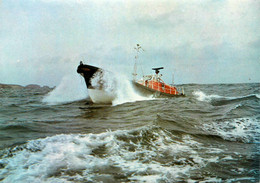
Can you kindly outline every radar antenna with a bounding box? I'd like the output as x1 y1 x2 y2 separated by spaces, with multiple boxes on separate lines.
152 67 164 74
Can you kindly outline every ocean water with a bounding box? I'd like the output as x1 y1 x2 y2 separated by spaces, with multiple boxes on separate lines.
0 78 259 182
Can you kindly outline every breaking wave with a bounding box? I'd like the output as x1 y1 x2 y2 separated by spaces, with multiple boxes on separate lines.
202 118 260 143
0 126 222 183
193 90 260 105
193 90 224 102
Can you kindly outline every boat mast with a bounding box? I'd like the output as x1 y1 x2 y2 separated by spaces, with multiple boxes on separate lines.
133 62 137 81
172 73 174 85
133 44 144 81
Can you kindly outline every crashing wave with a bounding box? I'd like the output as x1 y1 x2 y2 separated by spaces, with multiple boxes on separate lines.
0 126 224 183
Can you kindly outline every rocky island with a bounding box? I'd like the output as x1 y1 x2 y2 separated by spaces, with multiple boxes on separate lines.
0 83 52 89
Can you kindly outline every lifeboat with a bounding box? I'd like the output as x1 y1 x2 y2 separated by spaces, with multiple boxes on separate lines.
77 45 184 103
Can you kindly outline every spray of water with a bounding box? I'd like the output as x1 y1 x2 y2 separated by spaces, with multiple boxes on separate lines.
90 70 151 105
42 74 88 105
91 70 116 93
43 70 150 105
112 73 151 105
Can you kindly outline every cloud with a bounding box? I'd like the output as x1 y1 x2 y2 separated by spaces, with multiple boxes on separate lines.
0 0 259 86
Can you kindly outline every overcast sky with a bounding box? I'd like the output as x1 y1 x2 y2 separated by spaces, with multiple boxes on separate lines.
0 0 259 86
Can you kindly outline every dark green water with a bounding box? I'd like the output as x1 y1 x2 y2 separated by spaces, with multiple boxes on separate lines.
0 83 259 182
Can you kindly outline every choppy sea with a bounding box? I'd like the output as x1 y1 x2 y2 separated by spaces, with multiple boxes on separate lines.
0 78 259 182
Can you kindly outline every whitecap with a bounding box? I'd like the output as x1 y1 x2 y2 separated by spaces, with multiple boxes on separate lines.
193 91 260 103
0 126 224 183
202 118 260 143
192 90 223 102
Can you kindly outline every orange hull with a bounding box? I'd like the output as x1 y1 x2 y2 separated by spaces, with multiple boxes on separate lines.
146 81 179 95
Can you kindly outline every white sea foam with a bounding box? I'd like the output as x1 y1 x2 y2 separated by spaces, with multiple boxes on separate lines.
225 177 256 183
192 90 223 102
202 118 260 143
42 74 88 105
198 177 222 183
0 127 222 183
193 90 260 102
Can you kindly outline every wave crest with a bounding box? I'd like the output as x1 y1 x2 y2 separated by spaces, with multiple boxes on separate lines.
193 90 260 105
193 90 223 102
202 118 260 143
0 126 223 183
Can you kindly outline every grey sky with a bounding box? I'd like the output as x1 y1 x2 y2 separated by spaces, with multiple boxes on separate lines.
0 0 259 86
